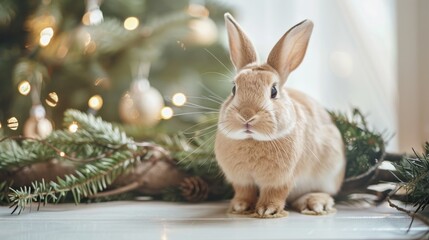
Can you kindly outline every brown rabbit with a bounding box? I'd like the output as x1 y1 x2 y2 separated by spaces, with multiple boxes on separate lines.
215 13 346 218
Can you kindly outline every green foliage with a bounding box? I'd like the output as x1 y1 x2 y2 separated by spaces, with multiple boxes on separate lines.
4 110 151 214
0 109 133 171
329 108 385 178
0 0 232 133
394 142 429 213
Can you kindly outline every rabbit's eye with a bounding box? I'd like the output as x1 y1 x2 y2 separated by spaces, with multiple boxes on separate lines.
232 85 236 96
271 86 277 98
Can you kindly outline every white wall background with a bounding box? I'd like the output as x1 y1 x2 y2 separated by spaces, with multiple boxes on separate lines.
217 0 402 151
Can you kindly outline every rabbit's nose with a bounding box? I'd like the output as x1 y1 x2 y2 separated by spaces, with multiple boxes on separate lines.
240 107 256 121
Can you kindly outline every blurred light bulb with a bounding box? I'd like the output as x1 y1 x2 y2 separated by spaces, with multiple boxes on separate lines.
18 81 31 95
172 93 187 106
39 35 52 47
160 107 173 120
45 92 59 107
68 122 78 133
88 95 103 111
60 151 65 157
7 117 19 130
0 122 2 129
39 27 54 47
41 27 54 37
124 17 139 30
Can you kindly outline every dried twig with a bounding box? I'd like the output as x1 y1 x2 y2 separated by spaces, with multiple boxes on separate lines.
387 198 429 228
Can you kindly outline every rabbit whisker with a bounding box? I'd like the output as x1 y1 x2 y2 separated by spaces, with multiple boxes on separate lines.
173 111 219 117
204 48 234 75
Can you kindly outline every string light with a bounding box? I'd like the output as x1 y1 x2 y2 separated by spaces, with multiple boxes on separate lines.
7 117 19 130
88 95 103 111
39 27 54 47
18 81 31 95
45 92 59 107
160 107 173 120
68 122 78 133
172 93 187 106
124 17 139 30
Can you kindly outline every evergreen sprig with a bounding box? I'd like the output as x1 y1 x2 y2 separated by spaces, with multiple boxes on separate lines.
394 142 429 213
5 110 153 214
8 151 140 214
329 108 385 178
0 109 133 171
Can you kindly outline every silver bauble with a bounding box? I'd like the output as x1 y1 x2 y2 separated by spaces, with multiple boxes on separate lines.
119 79 164 127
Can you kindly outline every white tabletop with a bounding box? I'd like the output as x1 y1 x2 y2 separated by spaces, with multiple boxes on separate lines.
0 200 427 240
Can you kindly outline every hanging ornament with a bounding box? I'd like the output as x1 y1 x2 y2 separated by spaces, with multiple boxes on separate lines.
23 105 53 139
23 69 53 139
186 4 218 46
119 63 164 127
82 0 104 26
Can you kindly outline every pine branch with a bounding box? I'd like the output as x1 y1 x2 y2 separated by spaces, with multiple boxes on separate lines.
394 142 429 213
388 198 429 231
86 18 137 55
63 109 132 148
8 150 141 214
0 109 133 171
5 109 161 214
329 108 385 178
0 137 51 171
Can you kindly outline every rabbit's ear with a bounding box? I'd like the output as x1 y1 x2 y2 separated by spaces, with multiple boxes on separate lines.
225 13 258 70
267 20 313 84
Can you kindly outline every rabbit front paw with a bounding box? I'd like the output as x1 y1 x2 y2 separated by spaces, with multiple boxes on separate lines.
253 203 288 218
228 199 254 214
292 192 336 215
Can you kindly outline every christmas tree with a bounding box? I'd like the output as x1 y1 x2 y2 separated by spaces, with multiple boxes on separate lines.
0 0 232 138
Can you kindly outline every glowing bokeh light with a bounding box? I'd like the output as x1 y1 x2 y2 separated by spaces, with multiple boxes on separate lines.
88 95 103 111
124 17 139 30
172 92 187 106
160 107 173 120
18 81 31 95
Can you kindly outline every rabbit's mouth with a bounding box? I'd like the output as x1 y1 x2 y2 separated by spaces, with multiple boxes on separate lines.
244 123 253 134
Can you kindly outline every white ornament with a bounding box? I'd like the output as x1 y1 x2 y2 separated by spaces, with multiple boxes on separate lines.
23 105 53 139
187 17 218 46
119 78 164 127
